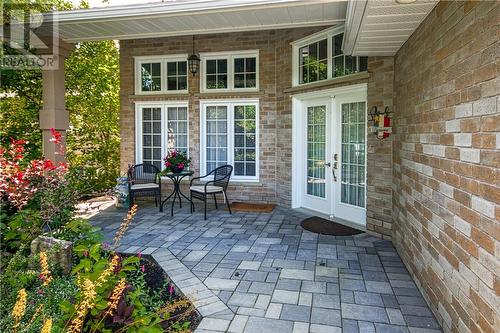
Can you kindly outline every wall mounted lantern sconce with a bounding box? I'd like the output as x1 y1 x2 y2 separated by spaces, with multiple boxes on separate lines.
369 106 392 140
187 35 200 76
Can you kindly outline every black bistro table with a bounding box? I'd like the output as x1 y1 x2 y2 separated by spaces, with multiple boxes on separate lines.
160 170 194 216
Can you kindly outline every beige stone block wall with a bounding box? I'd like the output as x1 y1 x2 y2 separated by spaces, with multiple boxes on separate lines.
393 1 499 332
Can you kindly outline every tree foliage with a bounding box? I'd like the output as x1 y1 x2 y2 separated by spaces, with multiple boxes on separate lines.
1 0 120 194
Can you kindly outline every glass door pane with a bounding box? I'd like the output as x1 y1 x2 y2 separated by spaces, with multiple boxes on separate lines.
306 105 326 198
206 105 228 173
340 102 366 207
142 107 162 170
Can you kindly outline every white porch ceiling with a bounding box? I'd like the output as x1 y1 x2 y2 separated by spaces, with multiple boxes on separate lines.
41 0 348 42
343 0 438 56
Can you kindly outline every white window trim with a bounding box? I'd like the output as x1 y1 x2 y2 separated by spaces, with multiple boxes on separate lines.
200 50 259 93
135 100 189 168
134 55 189 95
291 25 366 87
199 99 260 182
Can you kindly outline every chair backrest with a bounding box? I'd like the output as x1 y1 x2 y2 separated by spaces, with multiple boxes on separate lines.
213 165 233 189
128 164 160 184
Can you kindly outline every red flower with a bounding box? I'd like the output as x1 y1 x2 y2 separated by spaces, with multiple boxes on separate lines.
141 265 145 273
49 128 62 144
43 159 56 170
178 163 184 169
171 150 177 157
165 161 172 167
10 138 26 145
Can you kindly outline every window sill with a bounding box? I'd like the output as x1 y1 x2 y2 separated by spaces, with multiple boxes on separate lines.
129 93 190 100
195 90 265 98
163 178 262 187
230 181 263 187
285 72 370 94
190 179 263 186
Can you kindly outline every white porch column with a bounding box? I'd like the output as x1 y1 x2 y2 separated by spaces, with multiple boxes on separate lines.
38 39 74 163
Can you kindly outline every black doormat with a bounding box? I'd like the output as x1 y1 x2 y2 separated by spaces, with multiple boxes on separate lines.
300 216 363 236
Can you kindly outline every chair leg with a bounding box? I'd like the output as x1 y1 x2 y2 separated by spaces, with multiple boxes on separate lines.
129 193 134 208
213 193 218 210
224 191 232 214
204 196 207 220
190 192 194 213
155 194 158 207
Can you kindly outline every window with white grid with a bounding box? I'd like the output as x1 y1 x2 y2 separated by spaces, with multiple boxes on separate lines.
135 103 189 169
201 100 259 181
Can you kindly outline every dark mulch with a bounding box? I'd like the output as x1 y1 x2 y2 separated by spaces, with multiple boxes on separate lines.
300 216 363 236
228 202 276 213
121 255 201 331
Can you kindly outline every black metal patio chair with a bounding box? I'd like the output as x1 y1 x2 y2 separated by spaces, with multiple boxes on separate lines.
127 164 161 210
189 165 233 220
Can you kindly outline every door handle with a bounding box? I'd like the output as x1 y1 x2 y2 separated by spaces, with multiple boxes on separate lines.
324 162 331 167
332 168 337 182
333 162 338 169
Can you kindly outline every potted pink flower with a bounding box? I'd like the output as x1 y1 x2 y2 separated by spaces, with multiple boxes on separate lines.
162 150 191 174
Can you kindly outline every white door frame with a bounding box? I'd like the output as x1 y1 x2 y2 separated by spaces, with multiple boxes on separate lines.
291 83 368 225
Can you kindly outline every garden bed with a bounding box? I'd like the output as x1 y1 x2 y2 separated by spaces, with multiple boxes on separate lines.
122 254 201 332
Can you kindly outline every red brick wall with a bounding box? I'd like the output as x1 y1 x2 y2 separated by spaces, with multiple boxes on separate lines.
393 1 499 332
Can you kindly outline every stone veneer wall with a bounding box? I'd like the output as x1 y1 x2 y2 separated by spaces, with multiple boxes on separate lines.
120 27 395 234
392 1 499 332
366 57 395 238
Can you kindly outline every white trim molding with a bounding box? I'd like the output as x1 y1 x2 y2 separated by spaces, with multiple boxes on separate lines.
342 0 367 55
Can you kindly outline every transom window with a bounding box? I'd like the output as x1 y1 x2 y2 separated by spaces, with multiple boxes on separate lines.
167 61 188 91
292 26 368 86
333 33 367 77
140 62 161 92
201 100 259 181
135 55 188 94
201 51 259 92
135 102 189 170
234 57 257 88
206 59 228 89
299 39 328 84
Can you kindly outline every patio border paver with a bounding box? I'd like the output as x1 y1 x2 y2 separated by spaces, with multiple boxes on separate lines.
119 247 236 332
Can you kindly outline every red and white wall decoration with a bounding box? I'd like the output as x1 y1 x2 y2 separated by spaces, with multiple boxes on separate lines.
369 106 392 139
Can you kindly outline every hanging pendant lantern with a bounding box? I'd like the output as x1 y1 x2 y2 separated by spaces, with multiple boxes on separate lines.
188 36 200 76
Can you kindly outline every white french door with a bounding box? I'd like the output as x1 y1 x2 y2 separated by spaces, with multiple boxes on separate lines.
332 93 367 225
295 89 367 226
301 98 333 214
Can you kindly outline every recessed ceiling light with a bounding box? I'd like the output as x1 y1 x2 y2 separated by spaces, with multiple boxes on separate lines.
395 0 417 4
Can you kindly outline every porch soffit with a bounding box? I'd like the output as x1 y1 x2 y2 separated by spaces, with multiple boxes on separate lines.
343 0 438 56
39 0 348 43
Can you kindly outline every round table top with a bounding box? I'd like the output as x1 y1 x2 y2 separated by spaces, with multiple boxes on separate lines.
161 170 194 178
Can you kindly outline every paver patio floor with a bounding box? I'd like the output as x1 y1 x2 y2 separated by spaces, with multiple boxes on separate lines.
91 203 441 333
